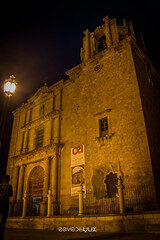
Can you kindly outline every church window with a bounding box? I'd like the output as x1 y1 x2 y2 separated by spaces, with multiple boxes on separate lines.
99 117 108 137
35 127 44 149
98 35 107 52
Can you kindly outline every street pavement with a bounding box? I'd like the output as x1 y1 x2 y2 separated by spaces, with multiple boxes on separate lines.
4 229 160 240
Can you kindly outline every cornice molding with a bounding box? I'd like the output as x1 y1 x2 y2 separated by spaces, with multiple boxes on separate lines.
21 109 61 130
12 140 58 163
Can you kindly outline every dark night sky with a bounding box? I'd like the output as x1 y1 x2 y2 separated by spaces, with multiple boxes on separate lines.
0 0 160 174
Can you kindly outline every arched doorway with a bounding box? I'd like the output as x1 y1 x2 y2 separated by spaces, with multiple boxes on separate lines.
27 166 44 216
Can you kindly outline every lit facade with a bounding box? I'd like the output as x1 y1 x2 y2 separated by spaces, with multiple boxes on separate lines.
7 16 160 216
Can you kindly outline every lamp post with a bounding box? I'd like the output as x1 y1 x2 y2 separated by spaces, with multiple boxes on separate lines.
3 75 17 97
0 75 17 148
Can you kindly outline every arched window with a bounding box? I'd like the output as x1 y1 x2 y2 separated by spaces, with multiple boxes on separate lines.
98 35 107 52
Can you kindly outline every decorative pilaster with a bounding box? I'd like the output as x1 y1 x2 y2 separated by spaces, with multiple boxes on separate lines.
51 155 58 215
79 184 84 216
25 129 30 152
117 176 125 214
21 131 25 153
83 29 91 61
12 166 19 200
47 188 53 217
16 164 25 216
129 21 136 41
17 165 25 201
52 156 58 197
103 16 112 48
22 191 28 218
10 166 19 216
43 158 50 199
90 32 96 57
110 18 119 45
41 158 50 216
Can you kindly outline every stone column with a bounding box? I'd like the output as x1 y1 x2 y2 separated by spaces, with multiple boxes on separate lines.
83 29 91 61
22 191 27 218
117 177 125 214
79 184 84 216
47 189 53 217
129 21 136 41
40 158 50 216
110 18 119 45
25 129 30 152
90 32 96 57
16 165 25 215
20 131 25 153
9 166 19 216
51 155 58 215
17 165 25 201
103 16 112 48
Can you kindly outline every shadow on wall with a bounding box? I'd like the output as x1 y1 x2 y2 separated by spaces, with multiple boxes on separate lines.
91 168 106 199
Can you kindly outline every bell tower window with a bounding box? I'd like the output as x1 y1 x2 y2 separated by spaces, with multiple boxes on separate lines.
98 35 107 53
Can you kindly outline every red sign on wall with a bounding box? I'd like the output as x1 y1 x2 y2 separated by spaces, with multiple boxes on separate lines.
71 145 85 167
72 145 83 155
71 145 85 197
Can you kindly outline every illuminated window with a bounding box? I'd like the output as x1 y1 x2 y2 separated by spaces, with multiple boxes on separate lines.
99 117 108 137
35 128 44 149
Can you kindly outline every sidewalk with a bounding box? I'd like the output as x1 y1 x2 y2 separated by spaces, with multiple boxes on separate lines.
5 228 160 240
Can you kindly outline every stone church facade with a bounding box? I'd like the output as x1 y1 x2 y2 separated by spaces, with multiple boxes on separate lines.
7 16 160 216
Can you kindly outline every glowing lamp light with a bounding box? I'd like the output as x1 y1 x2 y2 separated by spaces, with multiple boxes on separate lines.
4 75 17 96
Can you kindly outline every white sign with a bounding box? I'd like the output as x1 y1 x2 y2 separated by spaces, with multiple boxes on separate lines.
71 145 86 197
71 145 85 167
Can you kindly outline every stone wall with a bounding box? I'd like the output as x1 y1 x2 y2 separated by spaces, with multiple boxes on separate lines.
59 38 155 213
132 43 160 185
6 16 160 217
6 212 160 233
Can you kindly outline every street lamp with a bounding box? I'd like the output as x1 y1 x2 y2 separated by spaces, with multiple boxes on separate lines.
0 75 17 147
3 75 17 97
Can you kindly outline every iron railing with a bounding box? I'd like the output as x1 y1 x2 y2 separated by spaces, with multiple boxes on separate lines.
12 182 160 217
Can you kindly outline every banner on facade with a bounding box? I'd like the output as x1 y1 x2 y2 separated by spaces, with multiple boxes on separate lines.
71 145 86 197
